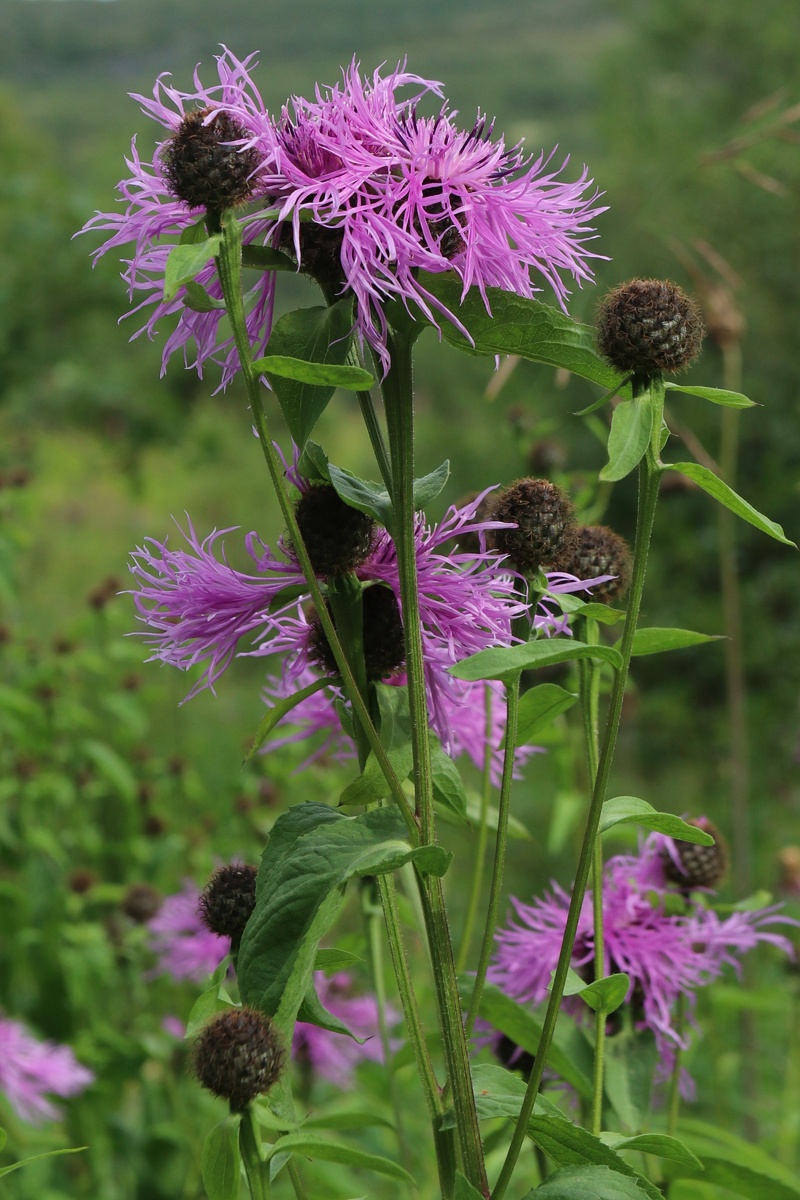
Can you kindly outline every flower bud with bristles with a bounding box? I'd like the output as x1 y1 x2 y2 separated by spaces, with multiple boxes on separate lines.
160 109 259 211
309 585 405 681
556 525 632 604
488 478 576 575
292 485 376 577
662 818 728 890
198 863 257 943
192 1008 285 1111
596 278 705 377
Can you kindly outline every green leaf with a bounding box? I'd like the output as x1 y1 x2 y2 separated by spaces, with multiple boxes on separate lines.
603 1029 657 1131
260 301 355 446
665 462 796 546
413 460 450 509
185 983 236 1039
673 1117 800 1191
455 1171 486 1200
244 677 335 762
180 217 209 245
599 395 653 482
577 973 630 1014
418 274 630 396
252 355 375 390
297 974 363 1038
629 627 722 655
602 1133 701 1169
238 805 450 1039
183 280 227 312
559 597 627 625
338 742 414 807
460 980 593 1099
666 1156 800 1199
262 1133 416 1185
664 382 757 409
599 797 715 844
516 684 578 742
527 1118 663 1200
297 440 331 484
313 947 365 973
304 1107 394 1132
241 243 298 272
201 1118 241 1200
328 464 392 526
163 236 222 302
429 736 468 819
469 1063 563 1123
0 1147 88 1179
524 1164 656 1199
450 639 622 683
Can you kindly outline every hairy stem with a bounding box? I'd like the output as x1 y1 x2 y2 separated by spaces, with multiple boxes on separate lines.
456 684 495 974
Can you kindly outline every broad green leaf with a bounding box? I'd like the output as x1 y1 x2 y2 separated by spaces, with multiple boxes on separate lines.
163 236 222 302
241 243 296 272
599 395 653 483
576 973 630 1014
244 676 335 762
313 947 365 973
0 1147 87 1179
183 280 227 312
201 1118 241 1200
664 382 757 409
238 805 450 1039
516 683 578 742
297 440 331 484
328 464 392 526
185 983 236 1039
338 742 414 807
455 1171 486 1200
460 980 593 1099
262 1133 416 1185
261 301 355 446
304 1107 394 1132
527 1118 663 1200
558 596 627 625
450 639 622 683
297 974 364 1039
413 460 450 509
430 736 468 819
418 273 630 396
180 217 209 245
629 627 722 656
602 1133 701 1169
674 1117 800 1191
252 355 375 391
603 1028 657 1131
524 1164 655 1199
665 462 796 546
666 1156 800 1199
599 797 715 844
469 1063 563 1123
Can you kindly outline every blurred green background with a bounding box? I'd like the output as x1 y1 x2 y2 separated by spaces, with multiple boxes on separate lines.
1 0 800 1194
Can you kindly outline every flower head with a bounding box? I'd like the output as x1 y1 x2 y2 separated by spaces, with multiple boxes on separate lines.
148 882 230 982
293 972 394 1087
0 1016 93 1123
490 832 796 1086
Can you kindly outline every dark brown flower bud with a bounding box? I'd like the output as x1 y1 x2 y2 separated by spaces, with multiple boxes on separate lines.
488 478 576 574
161 109 259 211
292 485 375 577
309 584 405 681
121 883 162 924
198 863 258 942
597 279 704 376
68 868 97 895
192 1008 285 1111
663 818 728 890
556 525 632 604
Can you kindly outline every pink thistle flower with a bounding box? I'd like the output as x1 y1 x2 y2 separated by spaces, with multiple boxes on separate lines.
0 1016 93 1124
147 882 229 982
293 972 396 1087
79 48 278 388
489 834 797 1087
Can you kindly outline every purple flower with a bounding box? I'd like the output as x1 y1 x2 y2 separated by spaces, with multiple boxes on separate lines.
489 834 796 1085
80 48 277 388
293 972 395 1087
0 1016 93 1124
257 61 605 369
147 883 229 982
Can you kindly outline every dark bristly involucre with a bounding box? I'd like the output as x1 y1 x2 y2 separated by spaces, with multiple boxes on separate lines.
556 525 632 604
596 278 705 376
198 863 258 941
192 1008 285 1110
488 478 576 575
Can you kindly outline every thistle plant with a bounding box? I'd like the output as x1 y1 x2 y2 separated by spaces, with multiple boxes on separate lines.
79 47 797 1200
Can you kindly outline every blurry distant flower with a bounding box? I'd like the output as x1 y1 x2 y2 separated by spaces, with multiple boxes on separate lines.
0 1016 93 1123
490 833 796 1086
259 61 605 369
80 48 277 388
293 972 395 1087
148 882 229 982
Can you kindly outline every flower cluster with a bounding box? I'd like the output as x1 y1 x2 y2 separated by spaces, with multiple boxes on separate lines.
0 1015 94 1124
147 881 230 983
129 487 601 780
489 830 796 1089
81 48 604 378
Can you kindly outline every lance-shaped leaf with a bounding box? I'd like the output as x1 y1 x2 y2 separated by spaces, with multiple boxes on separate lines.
262 1133 416 1185
523 1164 656 1199
163 236 222 302
628 627 722 656
601 1133 702 1170
665 461 795 546
238 804 450 1038
252 355 375 390
599 395 653 482
598 796 715 843
244 676 336 763
516 683 578 742
450 639 622 684
183 280 227 312
201 1118 241 1200
258 300 355 446
418 273 630 396
327 464 392 527
664 382 757 409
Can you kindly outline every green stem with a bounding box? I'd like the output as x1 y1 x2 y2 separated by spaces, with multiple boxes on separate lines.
464 676 520 1041
492 380 664 1200
381 329 488 1196
240 1108 270 1200
214 212 416 838
287 1159 308 1200
666 993 686 1139
456 684 495 974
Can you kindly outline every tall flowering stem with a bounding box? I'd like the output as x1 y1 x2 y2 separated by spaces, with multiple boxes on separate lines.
381 329 489 1197
492 377 665 1200
456 685 495 973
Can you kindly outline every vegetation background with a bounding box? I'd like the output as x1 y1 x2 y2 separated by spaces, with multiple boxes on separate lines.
1 0 799 1195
